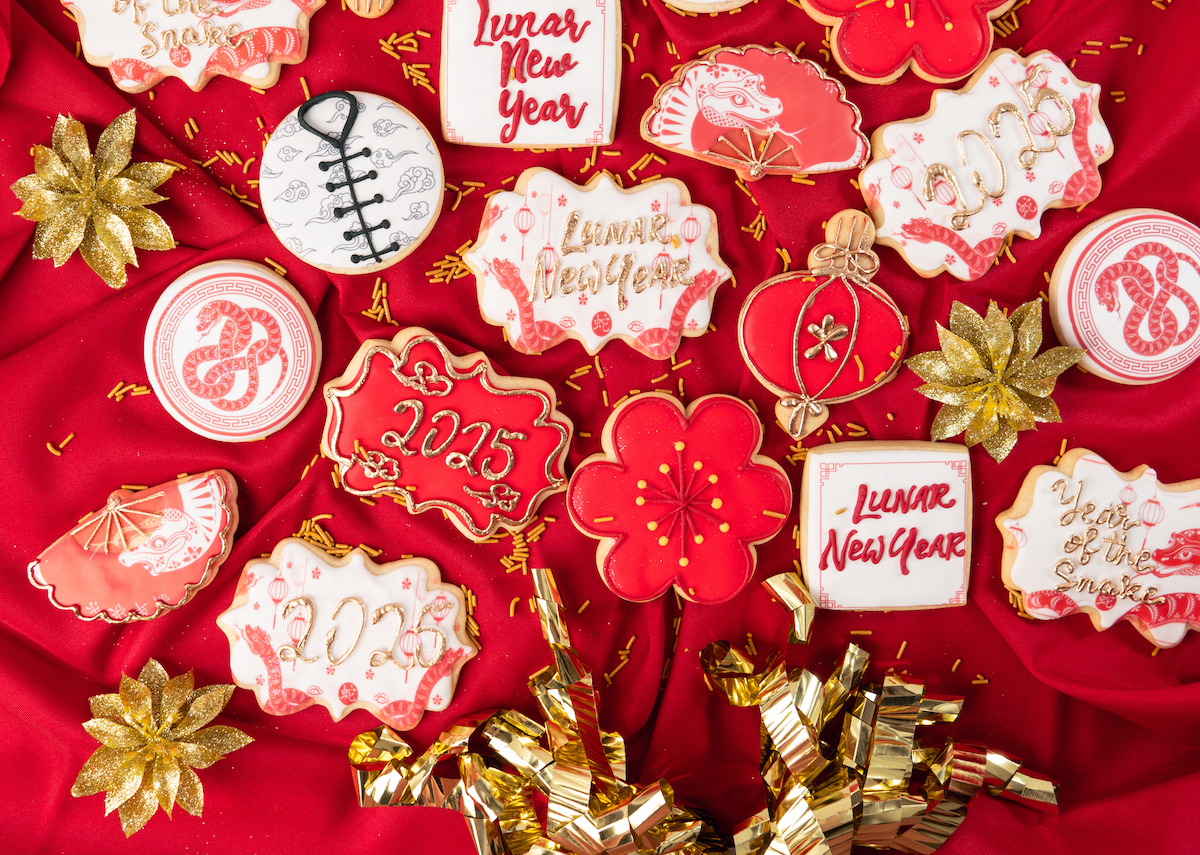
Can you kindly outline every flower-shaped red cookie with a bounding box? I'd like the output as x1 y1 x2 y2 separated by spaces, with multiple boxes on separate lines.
800 0 1015 84
568 393 792 605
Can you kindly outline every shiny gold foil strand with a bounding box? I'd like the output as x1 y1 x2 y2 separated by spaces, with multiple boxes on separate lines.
983 749 1060 813
890 741 987 854
854 675 927 849
821 645 869 730
762 572 816 644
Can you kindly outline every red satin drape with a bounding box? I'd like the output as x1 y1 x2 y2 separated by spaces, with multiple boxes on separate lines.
1 1 1198 852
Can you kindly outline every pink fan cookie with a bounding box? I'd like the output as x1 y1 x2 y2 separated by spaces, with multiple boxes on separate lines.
322 327 572 541
218 539 478 729
641 45 869 182
860 49 1112 281
65 0 324 92
29 471 238 622
567 393 792 605
466 168 731 359
1049 209 1200 385
999 448 1200 649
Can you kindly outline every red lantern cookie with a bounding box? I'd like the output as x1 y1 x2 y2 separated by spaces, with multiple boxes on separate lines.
218 538 477 729
738 210 909 439
28 471 238 622
322 327 573 541
567 393 792 605
1049 209 1200 384
641 45 869 182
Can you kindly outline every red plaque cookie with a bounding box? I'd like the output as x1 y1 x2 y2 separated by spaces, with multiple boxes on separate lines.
1050 209 1200 385
567 392 791 605
29 471 238 622
322 327 573 541
738 210 909 439
144 260 321 442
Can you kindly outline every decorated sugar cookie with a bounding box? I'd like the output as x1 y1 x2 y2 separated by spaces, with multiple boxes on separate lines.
29 471 238 622
860 49 1112 281
999 448 1200 649
323 327 572 541
798 0 1016 84
440 0 621 146
800 442 971 610
1050 209 1200 385
65 0 324 92
567 393 791 605
261 91 443 274
738 210 908 439
466 168 731 359
664 0 752 10
219 539 477 729
641 45 869 181
144 260 321 442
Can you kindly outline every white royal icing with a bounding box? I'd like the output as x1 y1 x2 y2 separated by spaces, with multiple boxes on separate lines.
261 91 443 274
465 169 731 357
1051 210 1200 384
802 443 971 610
441 0 619 146
220 541 477 724
861 50 1112 281
1003 452 1200 648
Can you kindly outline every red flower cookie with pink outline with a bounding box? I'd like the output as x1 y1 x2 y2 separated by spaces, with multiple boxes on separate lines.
567 393 792 605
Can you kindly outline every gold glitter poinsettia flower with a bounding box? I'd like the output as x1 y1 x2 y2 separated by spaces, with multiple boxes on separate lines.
906 299 1084 462
10 110 175 288
72 659 252 837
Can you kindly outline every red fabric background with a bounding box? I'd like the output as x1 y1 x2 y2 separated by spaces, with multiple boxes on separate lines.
2 0 1199 851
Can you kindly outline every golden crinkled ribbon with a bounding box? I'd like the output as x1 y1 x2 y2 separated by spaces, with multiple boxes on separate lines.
762 572 816 644
11 110 176 289
71 658 252 836
700 641 1058 855
350 567 723 855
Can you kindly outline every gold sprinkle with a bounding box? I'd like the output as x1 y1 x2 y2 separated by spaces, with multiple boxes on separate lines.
579 432 592 438
509 597 520 617
746 633 757 656
672 359 692 371
762 509 786 519
835 507 847 515
593 515 614 523
1151 646 1160 657
58 433 75 449
952 658 962 672
850 630 873 636
300 76 311 100
897 640 907 658
46 442 62 456
564 380 582 391
577 599 591 614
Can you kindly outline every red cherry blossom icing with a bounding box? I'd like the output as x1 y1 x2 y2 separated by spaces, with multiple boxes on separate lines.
28 471 238 622
800 0 1015 83
322 328 572 541
567 393 792 605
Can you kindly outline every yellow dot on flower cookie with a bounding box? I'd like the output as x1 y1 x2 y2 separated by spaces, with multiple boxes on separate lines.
678 557 689 567
637 479 647 489
719 523 730 533
674 441 685 451
694 535 704 545
693 460 703 470
659 464 670 474
708 474 717 484
647 521 658 531
711 498 723 510
945 21 953 30
636 496 646 506
658 536 669 546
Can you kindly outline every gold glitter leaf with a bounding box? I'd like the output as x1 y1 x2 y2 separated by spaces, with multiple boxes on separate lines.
11 110 175 288
906 299 1084 462
73 659 250 836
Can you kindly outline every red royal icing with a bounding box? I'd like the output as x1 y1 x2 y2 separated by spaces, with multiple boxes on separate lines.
323 328 572 541
567 393 791 605
802 0 1015 83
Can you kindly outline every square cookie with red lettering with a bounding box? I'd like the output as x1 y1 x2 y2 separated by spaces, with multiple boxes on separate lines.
800 441 972 610
440 0 621 146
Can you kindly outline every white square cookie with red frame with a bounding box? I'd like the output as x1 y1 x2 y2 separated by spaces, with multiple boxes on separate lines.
800 441 972 610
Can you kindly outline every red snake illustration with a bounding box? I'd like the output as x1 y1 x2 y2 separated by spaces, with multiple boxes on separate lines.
488 258 566 351
1147 529 1200 577
1025 588 1200 633
1062 93 1101 205
898 217 1005 279
242 625 315 714
635 269 722 357
182 300 288 411
378 646 467 729
1093 243 1200 357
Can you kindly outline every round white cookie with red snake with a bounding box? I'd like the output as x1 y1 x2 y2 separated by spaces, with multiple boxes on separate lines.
1050 209 1200 384
144 260 321 441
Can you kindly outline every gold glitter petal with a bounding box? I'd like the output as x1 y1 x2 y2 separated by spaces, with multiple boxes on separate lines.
947 301 986 354
118 205 175 251
104 754 149 815
160 672 194 728
94 203 137 266
138 659 170 703
55 116 94 180
152 755 181 816
982 421 1019 461
14 187 70 222
981 303 1014 374
33 201 87 265
169 683 233 736
31 145 78 192
963 396 1000 447
1018 391 1062 424
95 110 137 183
89 692 124 721
186 725 254 756
905 351 976 387
119 161 176 190
1009 299 1043 362
175 766 204 817
1026 346 1086 381
120 673 154 730
117 777 159 837
915 381 990 407
98 177 166 208
994 386 1037 431
79 222 127 288
72 745 126 797
83 718 147 750
170 741 223 770
935 325 989 379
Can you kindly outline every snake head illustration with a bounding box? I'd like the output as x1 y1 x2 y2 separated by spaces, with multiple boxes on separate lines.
899 218 940 244
196 302 222 334
488 257 524 289
1094 276 1121 313
242 624 275 657
696 67 782 126
1151 529 1200 575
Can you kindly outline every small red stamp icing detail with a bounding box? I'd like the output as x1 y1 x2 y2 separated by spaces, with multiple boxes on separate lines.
1049 209 1200 385
65 0 324 92
860 50 1113 281
28 471 238 622
218 539 478 729
440 0 621 146
641 45 869 182
798 0 1016 84
466 168 731 359
998 449 1200 649
738 210 908 439
801 442 971 610
322 327 572 541
567 392 791 605
144 260 321 442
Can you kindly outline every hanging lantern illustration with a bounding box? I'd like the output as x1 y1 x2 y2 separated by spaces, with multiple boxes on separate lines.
1138 493 1165 550
680 213 701 260
534 187 553 243
430 593 451 624
398 628 420 667
1009 522 1028 548
653 247 674 309
536 244 559 284
1026 111 1064 160
890 163 926 210
268 573 288 628
1120 483 1137 507
930 175 957 207
666 196 681 224
514 204 535 260
287 612 306 670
